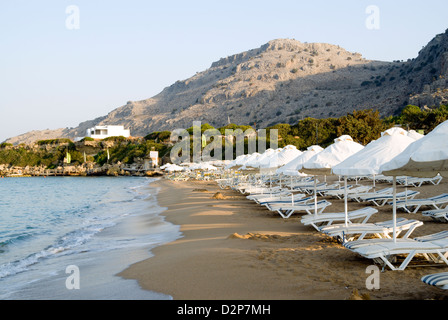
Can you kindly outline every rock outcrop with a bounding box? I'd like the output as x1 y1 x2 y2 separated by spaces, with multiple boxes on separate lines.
4 29 448 145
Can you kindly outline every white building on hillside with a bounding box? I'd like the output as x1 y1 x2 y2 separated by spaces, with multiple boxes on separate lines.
85 125 131 140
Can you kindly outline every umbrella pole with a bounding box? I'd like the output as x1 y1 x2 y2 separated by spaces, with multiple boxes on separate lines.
291 175 294 206
393 176 397 243
405 176 408 209
344 176 348 226
314 175 317 216
373 174 376 192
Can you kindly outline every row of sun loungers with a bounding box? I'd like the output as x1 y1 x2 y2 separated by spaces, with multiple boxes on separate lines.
224 173 448 279
372 174 443 187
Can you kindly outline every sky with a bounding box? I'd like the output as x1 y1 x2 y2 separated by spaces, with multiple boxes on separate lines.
1 0 447 142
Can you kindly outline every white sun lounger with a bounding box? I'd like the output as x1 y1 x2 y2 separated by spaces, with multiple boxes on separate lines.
315 184 351 197
273 200 332 219
343 231 448 270
401 175 443 187
390 193 448 213
297 182 328 194
324 185 372 199
246 190 292 202
300 207 378 231
421 272 448 290
261 196 314 211
347 187 394 202
241 186 282 195
320 217 423 242
422 208 448 223
365 190 420 207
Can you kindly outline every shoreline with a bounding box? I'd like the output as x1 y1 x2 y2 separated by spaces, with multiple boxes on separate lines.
119 176 448 300
0 176 173 300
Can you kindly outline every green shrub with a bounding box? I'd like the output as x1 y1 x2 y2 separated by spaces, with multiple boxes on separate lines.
37 138 73 145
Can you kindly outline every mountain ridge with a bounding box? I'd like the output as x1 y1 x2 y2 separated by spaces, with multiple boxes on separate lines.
5 30 448 145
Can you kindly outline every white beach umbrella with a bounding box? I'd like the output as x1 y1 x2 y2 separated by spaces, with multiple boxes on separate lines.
164 164 185 172
189 162 218 171
257 149 282 168
276 145 324 175
275 146 303 167
332 128 417 226
301 135 364 176
407 129 424 140
332 128 417 176
248 149 276 168
259 146 302 169
380 120 448 242
275 145 322 196
238 153 257 165
301 135 364 215
380 121 448 178
241 151 269 169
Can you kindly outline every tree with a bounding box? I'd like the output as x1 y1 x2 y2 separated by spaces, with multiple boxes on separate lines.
337 109 387 145
400 105 424 129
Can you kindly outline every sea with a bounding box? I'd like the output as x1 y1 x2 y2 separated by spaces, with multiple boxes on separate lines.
0 176 181 300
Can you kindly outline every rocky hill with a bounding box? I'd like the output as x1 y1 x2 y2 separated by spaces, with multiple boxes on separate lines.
5 29 448 145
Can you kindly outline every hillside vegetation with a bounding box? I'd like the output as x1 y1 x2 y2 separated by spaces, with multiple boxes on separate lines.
1 105 446 168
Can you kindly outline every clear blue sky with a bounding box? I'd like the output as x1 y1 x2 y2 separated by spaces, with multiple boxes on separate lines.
1 0 447 142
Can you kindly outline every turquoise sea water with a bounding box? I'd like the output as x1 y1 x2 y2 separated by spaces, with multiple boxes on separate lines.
0 176 180 299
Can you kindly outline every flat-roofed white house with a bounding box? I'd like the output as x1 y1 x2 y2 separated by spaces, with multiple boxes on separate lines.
85 125 131 140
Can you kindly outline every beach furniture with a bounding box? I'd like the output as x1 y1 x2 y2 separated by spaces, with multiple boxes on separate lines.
347 187 394 202
240 186 282 195
246 189 294 203
400 175 443 187
390 193 448 213
314 183 350 197
421 272 448 290
300 207 378 231
364 190 420 206
324 185 372 199
320 217 423 242
343 231 448 270
422 208 448 222
295 182 327 194
262 196 314 211
257 193 308 206
272 200 332 219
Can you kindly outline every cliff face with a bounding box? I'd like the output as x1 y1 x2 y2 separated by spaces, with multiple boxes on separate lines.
5 30 448 145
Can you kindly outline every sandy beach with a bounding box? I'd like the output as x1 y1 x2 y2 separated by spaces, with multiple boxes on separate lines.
119 175 448 300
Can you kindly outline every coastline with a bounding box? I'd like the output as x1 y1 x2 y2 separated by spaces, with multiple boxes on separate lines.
0 176 176 300
119 176 448 300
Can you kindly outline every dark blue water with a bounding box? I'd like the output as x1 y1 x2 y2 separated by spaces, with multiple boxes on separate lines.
0 176 180 299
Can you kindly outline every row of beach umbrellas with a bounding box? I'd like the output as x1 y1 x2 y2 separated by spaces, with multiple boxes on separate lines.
218 124 445 244
161 121 448 244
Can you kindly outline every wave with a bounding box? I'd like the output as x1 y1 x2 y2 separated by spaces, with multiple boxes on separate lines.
0 221 113 279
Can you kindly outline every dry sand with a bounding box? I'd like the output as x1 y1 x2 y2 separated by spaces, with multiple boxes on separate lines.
118 175 448 300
